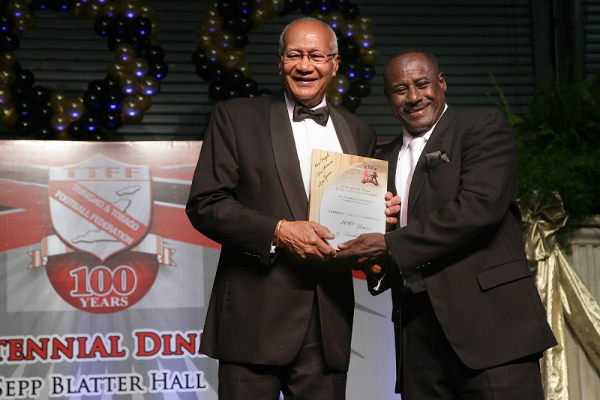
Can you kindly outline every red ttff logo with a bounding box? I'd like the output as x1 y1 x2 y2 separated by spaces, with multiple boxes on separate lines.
361 168 379 186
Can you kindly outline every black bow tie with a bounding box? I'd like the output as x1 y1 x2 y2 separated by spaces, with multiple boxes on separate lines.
292 104 329 126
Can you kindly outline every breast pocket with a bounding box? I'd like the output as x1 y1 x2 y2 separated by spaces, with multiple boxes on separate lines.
477 260 532 291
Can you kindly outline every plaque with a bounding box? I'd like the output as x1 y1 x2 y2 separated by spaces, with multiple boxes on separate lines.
309 149 388 250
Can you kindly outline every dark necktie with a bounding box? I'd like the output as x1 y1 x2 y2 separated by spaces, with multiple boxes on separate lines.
292 104 329 126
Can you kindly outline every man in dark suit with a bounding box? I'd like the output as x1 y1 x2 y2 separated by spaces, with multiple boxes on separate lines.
186 18 397 399
336 49 557 399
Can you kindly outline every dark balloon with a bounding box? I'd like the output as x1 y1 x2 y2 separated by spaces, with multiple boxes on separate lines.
132 17 152 37
349 79 371 97
35 125 55 140
50 0 72 12
212 65 227 82
284 0 299 13
236 1 254 16
209 82 226 100
241 78 258 96
299 0 316 14
11 85 31 101
15 69 34 88
226 69 245 86
129 34 151 51
224 16 252 33
315 0 330 12
1 32 19 52
226 86 241 99
16 118 36 136
36 105 53 122
110 16 131 39
148 61 168 80
94 15 111 37
218 0 237 18
102 76 122 94
139 45 164 63
0 13 14 32
360 64 375 80
101 111 122 130
68 120 87 139
87 79 106 96
16 100 35 118
83 92 103 112
103 93 122 112
107 36 125 51
192 49 206 66
234 32 248 48
340 62 360 80
342 40 360 61
31 0 51 11
343 4 359 19
195 61 214 80
31 86 50 104
342 93 361 111
81 113 100 132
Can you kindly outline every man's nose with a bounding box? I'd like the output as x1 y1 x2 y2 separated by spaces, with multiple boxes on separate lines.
296 55 314 71
407 85 421 103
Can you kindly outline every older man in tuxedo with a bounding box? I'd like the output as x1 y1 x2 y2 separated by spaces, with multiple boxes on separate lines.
186 17 398 400
336 49 557 399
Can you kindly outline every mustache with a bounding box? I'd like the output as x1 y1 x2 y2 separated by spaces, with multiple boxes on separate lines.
404 100 430 112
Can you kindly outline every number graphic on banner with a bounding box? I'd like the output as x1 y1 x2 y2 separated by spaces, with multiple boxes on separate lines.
70 265 137 297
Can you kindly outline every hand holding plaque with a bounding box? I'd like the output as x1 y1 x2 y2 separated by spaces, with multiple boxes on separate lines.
309 149 388 250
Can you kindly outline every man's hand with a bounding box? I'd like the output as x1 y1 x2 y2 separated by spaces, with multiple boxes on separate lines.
277 220 336 261
336 233 389 267
385 192 401 225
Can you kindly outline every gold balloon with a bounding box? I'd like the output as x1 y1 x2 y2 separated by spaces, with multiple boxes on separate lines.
327 92 343 107
222 49 245 70
0 85 12 106
342 20 359 38
103 3 121 17
200 17 222 36
139 76 159 96
50 91 68 113
196 32 214 49
7 0 27 18
84 2 103 19
360 47 381 65
138 5 155 19
135 93 152 111
0 68 15 86
271 0 285 15
311 11 327 22
115 43 136 64
0 103 16 127
150 20 162 39
122 3 139 19
356 32 375 48
51 114 69 133
121 96 143 123
108 60 128 79
204 47 224 64
119 75 138 95
0 52 17 68
70 1 85 16
327 11 345 32
217 32 235 50
251 6 273 25
66 99 85 121
330 75 350 94
358 15 374 31
206 0 220 12
130 59 149 78
239 64 252 78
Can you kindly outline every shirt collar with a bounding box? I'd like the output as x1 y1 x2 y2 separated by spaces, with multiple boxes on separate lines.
402 103 448 146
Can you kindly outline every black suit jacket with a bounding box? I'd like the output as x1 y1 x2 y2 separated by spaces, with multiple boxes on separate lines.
186 92 375 372
377 107 556 380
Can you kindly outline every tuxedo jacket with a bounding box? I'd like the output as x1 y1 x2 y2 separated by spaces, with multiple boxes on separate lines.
186 92 375 372
377 107 556 374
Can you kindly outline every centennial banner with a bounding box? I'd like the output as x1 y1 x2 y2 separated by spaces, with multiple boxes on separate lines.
0 140 397 399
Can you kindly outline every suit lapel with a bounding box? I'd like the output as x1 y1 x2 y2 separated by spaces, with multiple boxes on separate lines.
408 106 456 215
329 105 357 155
269 92 309 220
385 137 404 195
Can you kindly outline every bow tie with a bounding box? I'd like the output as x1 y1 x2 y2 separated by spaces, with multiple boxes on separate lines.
292 104 329 126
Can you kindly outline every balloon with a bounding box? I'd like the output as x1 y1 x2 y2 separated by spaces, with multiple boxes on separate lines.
50 91 67 113
80 113 100 133
0 67 15 86
201 16 222 36
94 15 111 37
101 110 122 130
212 64 227 82
251 7 273 25
110 15 130 39
139 45 164 63
356 32 374 48
218 0 237 18
284 0 299 13
1 32 20 52
119 75 138 95
138 5 155 19
234 32 248 48
107 36 125 51
343 4 360 19
7 0 27 19
239 64 252 78
217 31 235 50
311 11 327 21
15 69 34 88
16 118 36 136
192 49 206 66
36 104 53 121
349 79 371 97
131 59 149 78
196 32 214 49
327 91 343 107
148 61 168 80
299 0 316 14
66 99 84 120
122 3 139 19
0 85 11 105
83 2 102 19
68 120 87 139
129 35 151 51
135 93 152 111
121 96 143 122
51 113 69 133
30 86 49 104
222 49 245 70
149 20 162 39
195 61 214 80
115 43 136 64
358 15 374 32
360 64 375 80
225 86 241 99
35 125 55 140
241 78 258 96
132 17 152 37
108 60 128 79
326 11 345 31
208 82 226 100
0 51 17 68
103 3 121 18
226 69 245 86
204 47 223 64
16 99 35 118
360 47 380 65
330 75 350 94
340 39 360 61
340 62 360 80
102 76 122 94
83 91 103 112
342 93 361 110
272 0 286 15
0 13 15 32
139 76 159 96
342 20 359 38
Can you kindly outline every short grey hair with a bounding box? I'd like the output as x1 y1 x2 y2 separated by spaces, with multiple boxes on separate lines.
278 17 338 54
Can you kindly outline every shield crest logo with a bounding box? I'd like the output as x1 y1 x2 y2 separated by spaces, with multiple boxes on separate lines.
48 154 152 262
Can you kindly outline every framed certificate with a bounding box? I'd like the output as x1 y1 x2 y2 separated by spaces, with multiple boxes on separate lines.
309 149 388 250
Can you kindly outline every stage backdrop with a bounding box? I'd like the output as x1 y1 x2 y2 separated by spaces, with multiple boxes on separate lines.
0 140 398 400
